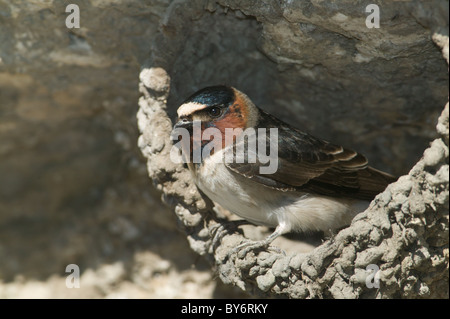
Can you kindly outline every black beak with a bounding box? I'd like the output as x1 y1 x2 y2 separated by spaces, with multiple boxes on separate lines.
174 118 193 131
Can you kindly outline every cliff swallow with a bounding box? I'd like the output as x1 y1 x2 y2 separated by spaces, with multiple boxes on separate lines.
174 86 396 255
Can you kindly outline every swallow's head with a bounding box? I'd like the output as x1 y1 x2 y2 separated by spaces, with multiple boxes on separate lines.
175 85 258 134
174 86 259 162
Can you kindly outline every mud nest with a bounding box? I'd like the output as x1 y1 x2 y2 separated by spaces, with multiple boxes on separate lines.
137 1 449 298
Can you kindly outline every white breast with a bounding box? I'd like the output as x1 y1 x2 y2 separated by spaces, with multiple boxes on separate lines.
192 150 369 234
193 150 273 226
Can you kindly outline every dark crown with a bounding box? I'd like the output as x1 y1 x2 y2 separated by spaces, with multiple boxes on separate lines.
184 85 235 108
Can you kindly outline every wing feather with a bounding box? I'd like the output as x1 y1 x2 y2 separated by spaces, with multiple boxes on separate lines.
226 109 397 200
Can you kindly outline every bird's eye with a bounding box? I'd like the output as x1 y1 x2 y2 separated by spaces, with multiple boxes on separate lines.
208 107 222 118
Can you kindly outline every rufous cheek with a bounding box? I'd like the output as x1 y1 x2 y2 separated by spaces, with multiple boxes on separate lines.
215 104 248 131
232 92 250 127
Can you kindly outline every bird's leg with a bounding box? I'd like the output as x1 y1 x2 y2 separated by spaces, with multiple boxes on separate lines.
228 223 289 260
208 219 253 253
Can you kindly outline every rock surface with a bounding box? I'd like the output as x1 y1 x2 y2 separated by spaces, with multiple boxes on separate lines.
0 0 246 298
0 0 448 298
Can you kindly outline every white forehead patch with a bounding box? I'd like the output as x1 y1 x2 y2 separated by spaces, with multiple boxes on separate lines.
177 102 206 117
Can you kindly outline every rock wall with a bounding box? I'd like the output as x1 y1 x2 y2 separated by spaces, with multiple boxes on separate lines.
0 0 246 298
0 0 448 298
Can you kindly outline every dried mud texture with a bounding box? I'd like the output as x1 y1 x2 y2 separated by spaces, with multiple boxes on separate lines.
138 1 449 298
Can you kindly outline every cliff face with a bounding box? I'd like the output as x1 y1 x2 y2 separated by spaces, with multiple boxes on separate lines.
0 0 448 298
0 0 229 298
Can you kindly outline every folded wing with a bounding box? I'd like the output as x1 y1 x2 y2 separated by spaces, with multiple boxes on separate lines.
226 110 397 201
